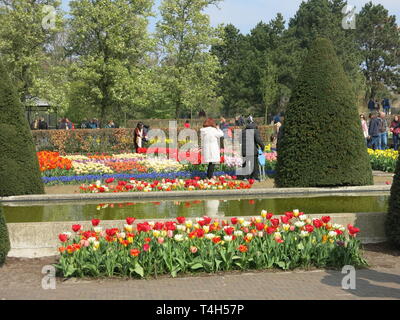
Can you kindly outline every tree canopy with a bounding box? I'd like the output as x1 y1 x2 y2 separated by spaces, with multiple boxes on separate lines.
0 0 398 123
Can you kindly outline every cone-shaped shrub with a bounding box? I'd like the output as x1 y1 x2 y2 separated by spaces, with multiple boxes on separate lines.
385 158 400 248
0 62 44 196
275 38 373 187
0 207 10 266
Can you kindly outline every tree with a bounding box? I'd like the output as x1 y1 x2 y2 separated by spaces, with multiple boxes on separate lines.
212 15 287 118
0 62 44 196
66 0 154 124
0 206 10 267
286 0 365 100
211 24 254 117
385 158 400 248
0 0 63 103
261 58 278 124
156 0 222 118
356 2 400 99
275 38 373 188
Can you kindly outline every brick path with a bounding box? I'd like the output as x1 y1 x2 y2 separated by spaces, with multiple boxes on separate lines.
1 246 399 300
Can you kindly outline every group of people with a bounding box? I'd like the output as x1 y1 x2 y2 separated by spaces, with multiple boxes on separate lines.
58 118 75 130
368 98 392 115
361 112 400 150
30 118 48 130
201 116 265 181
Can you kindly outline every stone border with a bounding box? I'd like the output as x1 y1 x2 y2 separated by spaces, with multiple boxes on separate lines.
7 212 387 258
0 185 391 203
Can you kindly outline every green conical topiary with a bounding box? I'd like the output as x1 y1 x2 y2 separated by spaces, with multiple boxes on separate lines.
0 62 44 196
385 158 400 248
0 207 10 266
275 38 373 187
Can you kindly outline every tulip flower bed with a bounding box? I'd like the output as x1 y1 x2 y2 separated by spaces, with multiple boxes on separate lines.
37 150 277 185
55 210 366 278
368 149 398 173
79 176 253 193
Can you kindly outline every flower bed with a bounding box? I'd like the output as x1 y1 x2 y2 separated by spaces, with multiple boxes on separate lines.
79 176 253 193
55 210 366 278
368 149 398 173
38 150 277 185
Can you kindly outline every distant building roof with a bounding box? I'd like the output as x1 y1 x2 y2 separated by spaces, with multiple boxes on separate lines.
25 96 51 107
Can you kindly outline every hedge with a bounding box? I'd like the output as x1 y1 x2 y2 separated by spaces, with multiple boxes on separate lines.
385 157 400 248
0 62 45 196
275 38 373 187
0 207 10 267
31 126 275 154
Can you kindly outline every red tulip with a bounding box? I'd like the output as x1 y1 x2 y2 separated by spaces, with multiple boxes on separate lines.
58 234 68 243
130 249 140 257
92 219 100 226
224 227 235 235
284 212 294 219
313 219 323 228
72 224 81 232
266 227 277 235
305 225 314 233
281 216 290 224
266 213 274 220
271 218 280 227
176 217 186 224
255 223 265 231
196 229 205 238
322 216 331 224
348 225 360 236
105 178 115 184
203 216 212 225
126 217 136 225
231 217 238 225
106 228 118 237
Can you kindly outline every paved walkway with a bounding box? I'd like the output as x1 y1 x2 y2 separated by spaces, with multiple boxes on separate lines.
1 244 399 300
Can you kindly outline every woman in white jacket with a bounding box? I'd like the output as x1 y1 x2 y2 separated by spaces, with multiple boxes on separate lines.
200 118 224 179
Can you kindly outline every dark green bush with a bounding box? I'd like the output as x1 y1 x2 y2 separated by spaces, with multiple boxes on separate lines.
0 62 44 196
275 38 373 187
0 207 10 266
385 158 400 248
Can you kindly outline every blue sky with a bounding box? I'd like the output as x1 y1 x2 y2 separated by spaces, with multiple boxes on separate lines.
61 0 399 34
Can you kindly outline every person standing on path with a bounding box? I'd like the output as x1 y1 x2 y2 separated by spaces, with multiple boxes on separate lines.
368 112 381 150
390 115 400 150
134 122 144 152
378 112 388 150
241 118 265 181
200 118 224 179
360 114 369 144
382 98 391 115
368 98 376 113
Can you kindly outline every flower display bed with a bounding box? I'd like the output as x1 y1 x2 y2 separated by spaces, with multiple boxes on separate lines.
79 176 254 193
55 210 366 278
368 149 398 173
37 150 276 185
37 148 397 187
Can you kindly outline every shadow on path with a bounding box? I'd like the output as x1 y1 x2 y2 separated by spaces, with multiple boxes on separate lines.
321 268 400 299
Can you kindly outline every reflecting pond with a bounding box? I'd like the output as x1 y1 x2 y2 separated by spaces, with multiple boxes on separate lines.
2 195 389 223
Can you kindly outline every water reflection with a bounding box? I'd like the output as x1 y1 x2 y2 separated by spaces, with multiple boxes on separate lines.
2 195 389 223
205 200 222 218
